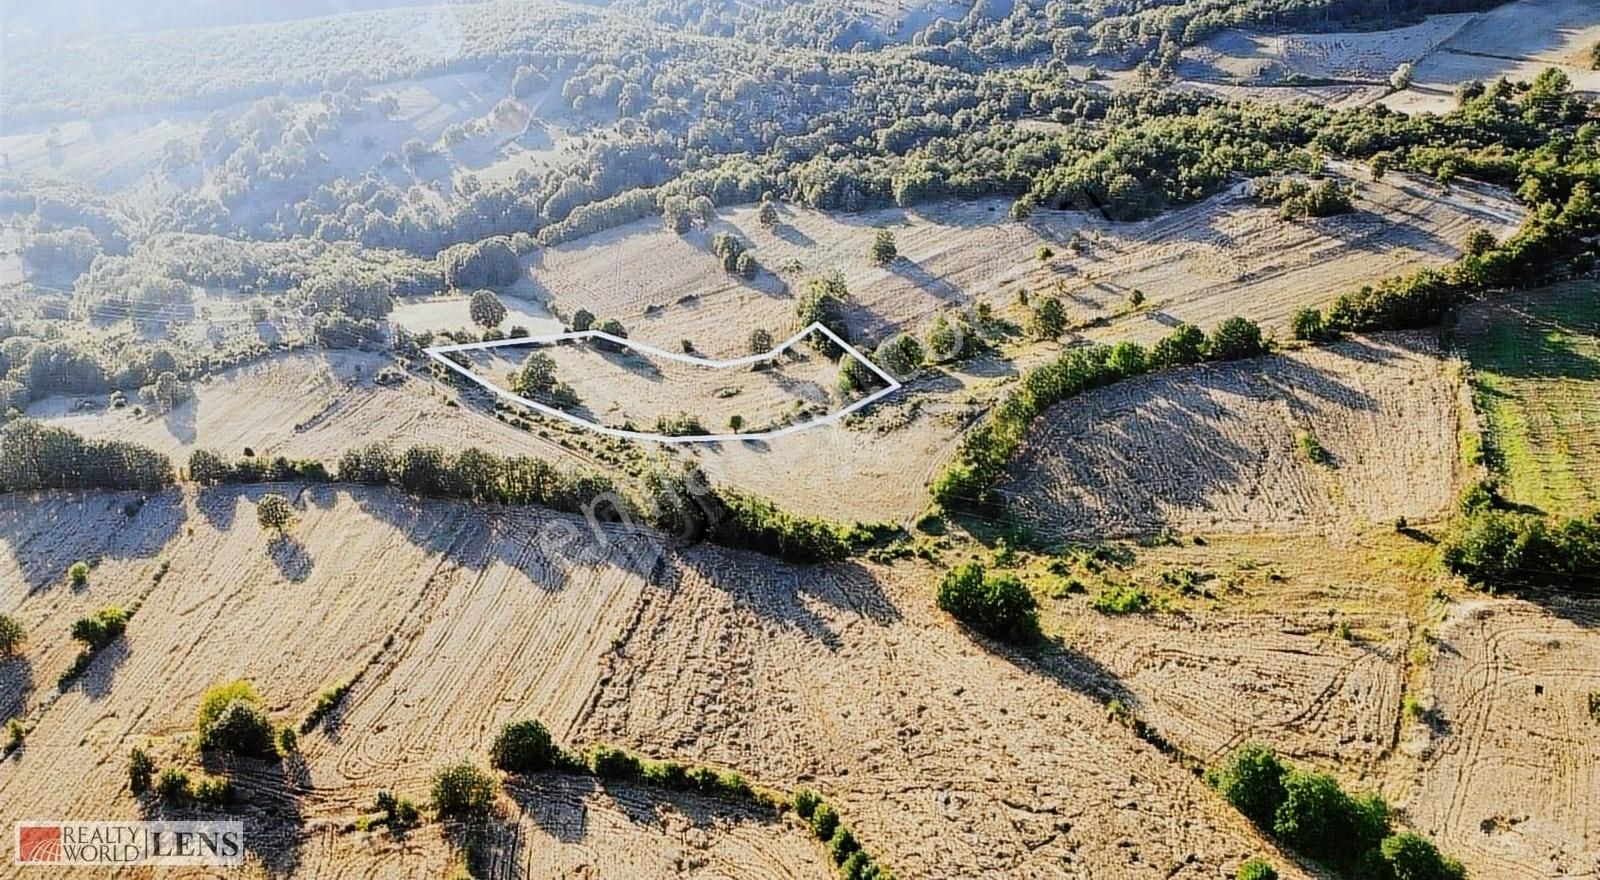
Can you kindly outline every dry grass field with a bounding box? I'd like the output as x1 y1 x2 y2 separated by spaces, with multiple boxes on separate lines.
1003 333 1465 540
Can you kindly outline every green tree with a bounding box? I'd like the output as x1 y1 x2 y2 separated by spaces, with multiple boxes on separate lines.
869 229 898 265
490 720 559 774
1205 317 1265 361
571 308 595 332
71 606 128 649
256 493 293 532
128 747 154 794
748 328 774 355
757 200 779 227
1150 323 1206 368
512 352 558 397
1236 859 1278 880
1381 832 1466 880
1206 743 1287 828
432 763 496 818
936 562 1039 643
1290 307 1325 342
1030 296 1067 340
197 680 276 758
469 289 507 329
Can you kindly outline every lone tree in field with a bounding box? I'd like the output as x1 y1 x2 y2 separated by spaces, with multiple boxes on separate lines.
757 200 779 227
748 328 774 354
256 493 293 533
869 229 898 265
1030 296 1067 340
512 352 558 397
469 290 507 329
1389 62 1414 91
570 308 595 332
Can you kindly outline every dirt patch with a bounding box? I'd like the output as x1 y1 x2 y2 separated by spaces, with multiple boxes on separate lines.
578 546 1299 878
1397 597 1600 880
1003 333 1463 540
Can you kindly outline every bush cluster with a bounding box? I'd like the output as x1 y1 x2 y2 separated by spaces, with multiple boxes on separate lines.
792 789 895 880
1440 508 1600 590
936 561 1038 643
1208 744 1463 879
0 420 174 493
197 680 277 758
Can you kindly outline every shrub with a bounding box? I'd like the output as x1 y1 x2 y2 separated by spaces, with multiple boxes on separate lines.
256 493 293 532
792 788 822 820
375 791 421 830
197 680 275 757
594 318 629 352
1297 431 1333 466
748 328 774 355
828 826 860 864
200 698 276 757
1441 508 1600 589
431 763 497 818
570 309 595 332
1290 307 1325 341
489 720 558 774
1205 317 1265 361
923 312 969 363
875 334 923 377
1381 832 1465 880
68 561 90 587
1150 323 1206 367
301 679 354 733
936 562 1039 643
1236 858 1278 880
1030 296 1067 339
796 273 851 354
157 768 191 804
1091 585 1151 615
869 229 897 265
71 606 129 649
1207 743 1288 828
809 802 840 841
128 747 154 794
1273 769 1389 865
276 726 298 755
0 613 24 654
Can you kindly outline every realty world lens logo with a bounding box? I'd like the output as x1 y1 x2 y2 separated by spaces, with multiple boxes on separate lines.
16 821 244 866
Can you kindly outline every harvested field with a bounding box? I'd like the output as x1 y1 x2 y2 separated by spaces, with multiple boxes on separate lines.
1458 281 1600 516
529 168 1521 360
1383 0 1600 114
0 487 834 878
579 546 1301 879
1054 611 1407 767
1185 16 1475 84
457 333 875 436
391 292 561 336
25 351 594 469
1003 333 1463 539
1398 597 1600 880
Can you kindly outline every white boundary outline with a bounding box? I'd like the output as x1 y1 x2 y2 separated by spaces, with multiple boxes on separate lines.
424 322 902 444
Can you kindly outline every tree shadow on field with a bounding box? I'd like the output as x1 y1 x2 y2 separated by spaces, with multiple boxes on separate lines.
0 654 32 726
0 488 186 593
268 534 313 583
201 753 305 877
77 638 130 700
773 222 816 248
890 258 963 301
350 487 666 594
503 773 597 845
659 547 900 652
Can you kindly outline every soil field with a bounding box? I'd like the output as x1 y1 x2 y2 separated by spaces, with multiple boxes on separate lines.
578 545 1303 879
459 334 867 435
1458 281 1600 517
1002 333 1464 539
1185 15 1475 84
529 167 1521 361
1397 596 1600 880
1383 0 1600 114
0 487 833 878
24 351 596 470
